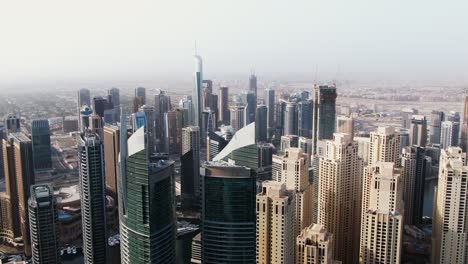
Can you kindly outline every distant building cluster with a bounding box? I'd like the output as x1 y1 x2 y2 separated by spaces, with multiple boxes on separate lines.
0 53 467 264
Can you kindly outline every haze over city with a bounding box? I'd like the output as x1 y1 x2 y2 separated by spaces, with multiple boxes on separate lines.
1 0 468 90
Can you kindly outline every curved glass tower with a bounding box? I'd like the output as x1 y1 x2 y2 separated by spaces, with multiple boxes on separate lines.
120 127 176 264
201 161 256 264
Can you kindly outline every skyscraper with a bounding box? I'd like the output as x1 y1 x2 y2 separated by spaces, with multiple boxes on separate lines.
296 224 339 264
256 105 268 142
256 181 295 264
284 102 298 136
175 108 189 153
206 131 229 161
155 89 172 151
272 148 313 239
432 147 468 264
107 87 120 110
3 133 35 257
297 99 313 138
368 127 401 166
92 96 109 119
5 114 20 135
409 115 428 147
164 110 178 154
80 105 93 132
120 127 176 264
28 184 60 264
193 55 203 129
230 105 245 131
280 135 299 154
181 126 200 208
240 91 257 125
274 100 286 144
264 88 275 139
135 87 146 102
218 86 230 125
318 133 363 264
139 105 156 153
401 146 431 225
78 131 107 264
460 91 468 152
31 119 52 170
360 162 404 264
312 85 337 153
440 121 460 149
429 110 445 144
201 161 256 264
103 124 120 197
249 73 257 99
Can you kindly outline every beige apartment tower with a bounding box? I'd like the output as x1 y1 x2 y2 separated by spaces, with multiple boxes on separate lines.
272 148 313 238
318 133 363 264
432 147 468 264
362 127 401 220
318 133 363 263
359 162 403 264
296 224 341 264
256 181 295 264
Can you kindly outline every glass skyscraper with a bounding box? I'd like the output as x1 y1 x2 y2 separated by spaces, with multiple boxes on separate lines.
31 119 52 170
312 85 337 153
78 131 107 264
201 161 256 264
120 127 176 264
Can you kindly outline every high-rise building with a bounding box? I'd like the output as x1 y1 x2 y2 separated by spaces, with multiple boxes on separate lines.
298 137 313 161
175 108 189 154
297 99 313 138
103 124 120 197
360 162 404 264
368 127 401 166
284 102 298 136
429 110 445 144
460 91 468 152
296 224 340 264
5 114 21 135
230 105 245 131
31 119 52 170
155 89 172 150
401 146 431 225
249 73 257 99
77 88 91 129
312 85 337 153
119 127 176 264
218 86 230 125
164 110 178 154
256 105 268 142
78 131 107 264
440 121 460 149
256 181 295 264
240 91 256 125
193 55 203 130
362 127 401 227
432 147 468 264
3 133 35 257
409 115 428 147
272 148 313 239
264 88 275 139
107 87 120 110
318 133 362 264
181 126 200 208
139 105 156 153
0 192 12 242
28 184 60 264
201 161 256 264
191 233 201 264
135 87 146 102
336 115 354 138
274 100 287 144
92 96 109 119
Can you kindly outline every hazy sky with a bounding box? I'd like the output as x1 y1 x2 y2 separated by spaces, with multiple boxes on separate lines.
1 0 467 84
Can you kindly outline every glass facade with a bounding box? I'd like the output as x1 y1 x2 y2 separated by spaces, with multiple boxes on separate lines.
121 148 176 264
201 164 256 264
